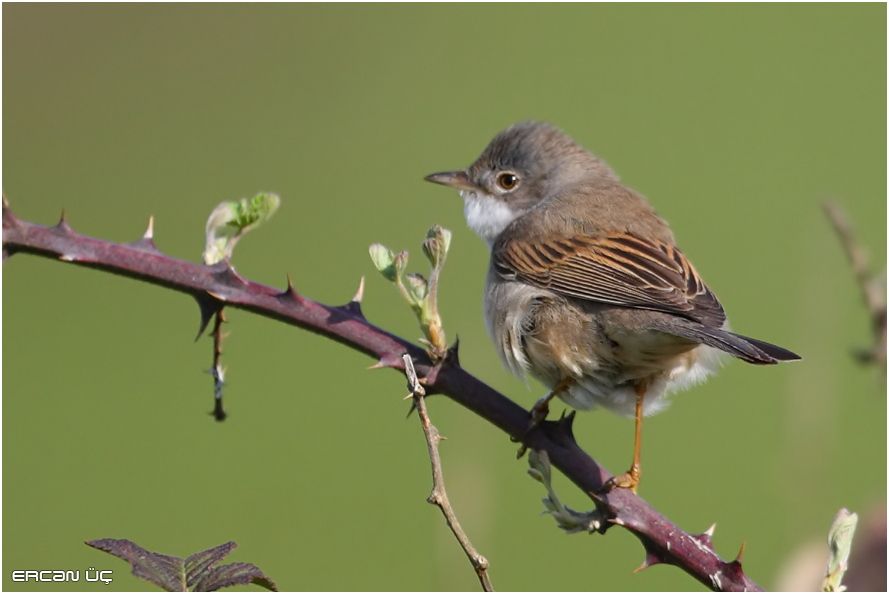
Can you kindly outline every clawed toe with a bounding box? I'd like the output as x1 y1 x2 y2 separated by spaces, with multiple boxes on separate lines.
602 466 640 494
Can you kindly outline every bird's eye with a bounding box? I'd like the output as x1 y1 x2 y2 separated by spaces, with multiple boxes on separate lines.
496 172 519 191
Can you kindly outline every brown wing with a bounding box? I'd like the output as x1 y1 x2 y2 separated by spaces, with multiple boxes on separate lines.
493 232 726 327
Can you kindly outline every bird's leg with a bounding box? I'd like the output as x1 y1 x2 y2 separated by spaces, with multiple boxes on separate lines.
531 377 573 426
605 382 646 493
515 378 573 458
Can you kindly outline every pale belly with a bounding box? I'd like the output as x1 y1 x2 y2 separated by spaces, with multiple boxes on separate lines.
484 276 723 417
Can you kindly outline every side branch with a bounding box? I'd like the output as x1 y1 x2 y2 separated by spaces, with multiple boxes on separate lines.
823 201 886 369
2 205 761 592
404 355 493 591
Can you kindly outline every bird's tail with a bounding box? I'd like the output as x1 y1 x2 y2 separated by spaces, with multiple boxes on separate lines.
656 321 801 365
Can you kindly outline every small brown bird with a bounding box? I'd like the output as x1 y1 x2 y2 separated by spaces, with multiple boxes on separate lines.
425 122 800 492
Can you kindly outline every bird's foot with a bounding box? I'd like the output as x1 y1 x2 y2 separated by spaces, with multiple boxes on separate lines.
514 394 557 458
603 465 640 494
530 395 552 427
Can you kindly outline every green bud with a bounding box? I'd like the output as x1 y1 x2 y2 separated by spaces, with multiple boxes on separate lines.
405 272 429 304
422 225 452 267
393 250 409 280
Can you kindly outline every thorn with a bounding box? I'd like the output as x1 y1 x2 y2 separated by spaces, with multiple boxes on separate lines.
2 194 18 229
131 215 159 251
278 274 302 302
734 540 746 564
341 277 366 317
59 254 78 262
588 490 606 505
367 353 403 370
55 209 73 234
446 337 461 367
692 523 716 549
559 409 577 429
633 549 666 574
352 276 365 303
405 400 417 418
193 294 223 340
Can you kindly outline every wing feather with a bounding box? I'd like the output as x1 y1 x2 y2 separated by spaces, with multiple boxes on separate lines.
494 232 726 327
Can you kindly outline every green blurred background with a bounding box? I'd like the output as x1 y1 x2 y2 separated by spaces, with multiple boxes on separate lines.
3 4 885 591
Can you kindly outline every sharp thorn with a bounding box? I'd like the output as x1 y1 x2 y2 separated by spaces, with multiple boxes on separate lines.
692 523 716 548
367 353 403 370
735 540 746 563
634 549 667 573
55 209 73 233
2 194 18 229
194 294 223 341
402 392 414 400
352 276 365 303
446 337 461 366
405 401 417 418
588 490 606 505
341 278 366 317
278 273 302 301
131 215 159 251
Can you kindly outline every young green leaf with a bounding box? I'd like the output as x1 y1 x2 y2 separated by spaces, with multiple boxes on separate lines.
203 192 280 265
369 244 397 282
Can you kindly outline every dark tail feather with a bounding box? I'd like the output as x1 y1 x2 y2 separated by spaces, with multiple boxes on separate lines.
732 333 802 363
656 322 802 365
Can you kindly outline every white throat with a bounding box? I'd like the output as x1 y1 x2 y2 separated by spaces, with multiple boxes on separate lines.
461 191 519 247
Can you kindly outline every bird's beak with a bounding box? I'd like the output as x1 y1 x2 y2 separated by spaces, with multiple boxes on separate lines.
424 170 480 192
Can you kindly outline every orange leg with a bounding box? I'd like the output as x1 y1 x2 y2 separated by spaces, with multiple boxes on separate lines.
606 383 646 493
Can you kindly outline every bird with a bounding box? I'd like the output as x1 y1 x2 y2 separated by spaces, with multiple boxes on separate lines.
424 121 800 492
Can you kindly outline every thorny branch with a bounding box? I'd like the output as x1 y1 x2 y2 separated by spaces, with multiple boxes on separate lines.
403 354 493 591
2 203 760 592
823 201 887 371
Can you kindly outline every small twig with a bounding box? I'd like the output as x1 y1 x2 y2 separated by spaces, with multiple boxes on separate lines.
403 354 493 592
211 309 228 421
823 201 887 369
